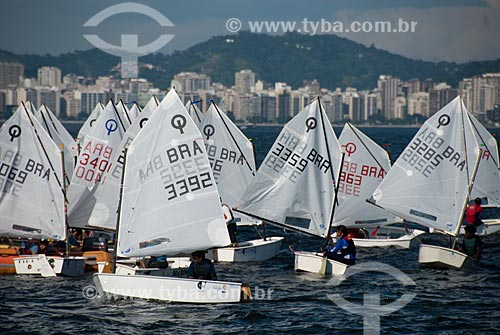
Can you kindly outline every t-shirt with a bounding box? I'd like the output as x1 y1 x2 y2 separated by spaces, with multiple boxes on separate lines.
465 204 482 224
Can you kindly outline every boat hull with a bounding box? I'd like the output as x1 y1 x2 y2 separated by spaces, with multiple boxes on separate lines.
293 251 349 275
70 251 112 273
351 227 425 248
0 248 19 275
14 255 86 277
459 221 500 236
418 244 473 269
93 273 251 304
208 236 284 262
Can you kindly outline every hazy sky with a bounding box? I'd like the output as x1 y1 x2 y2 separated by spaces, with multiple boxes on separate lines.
1 0 499 62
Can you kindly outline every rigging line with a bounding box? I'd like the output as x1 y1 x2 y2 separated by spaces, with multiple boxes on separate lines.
39 105 54 138
212 101 256 176
188 100 204 124
118 99 133 125
346 122 388 171
110 99 127 132
43 104 61 135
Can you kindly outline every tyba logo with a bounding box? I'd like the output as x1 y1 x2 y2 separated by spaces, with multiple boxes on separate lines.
83 2 174 78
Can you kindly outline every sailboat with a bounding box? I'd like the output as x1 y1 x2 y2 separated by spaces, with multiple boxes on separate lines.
460 112 500 236
67 100 128 229
0 103 85 277
200 102 283 262
236 98 347 275
334 123 425 248
372 96 480 269
93 90 251 303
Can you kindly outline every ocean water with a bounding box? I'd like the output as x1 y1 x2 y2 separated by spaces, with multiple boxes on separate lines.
1 124 500 335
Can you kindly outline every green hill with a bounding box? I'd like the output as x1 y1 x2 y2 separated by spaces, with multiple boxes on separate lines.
1 32 499 90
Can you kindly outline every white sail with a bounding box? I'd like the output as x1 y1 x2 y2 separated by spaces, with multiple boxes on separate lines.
186 100 204 127
88 92 161 230
467 113 500 205
143 95 161 115
0 104 65 240
118 89 230 257
200 103 256 207
115 100 133 128
237 99 342 237
334 123 400 227
77 103 104 147
128 103 141 122
67 101 127 228
35 105 78 185
372 97 480 235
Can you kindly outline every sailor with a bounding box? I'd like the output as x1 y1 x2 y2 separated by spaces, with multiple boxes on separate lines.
324 225 356 265
187 250 217 280
458 225 482 261
465 198 483 227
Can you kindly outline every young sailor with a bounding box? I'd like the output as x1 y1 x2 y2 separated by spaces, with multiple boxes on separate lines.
324 225 356 265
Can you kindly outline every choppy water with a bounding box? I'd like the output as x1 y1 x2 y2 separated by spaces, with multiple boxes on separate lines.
1 125 500 335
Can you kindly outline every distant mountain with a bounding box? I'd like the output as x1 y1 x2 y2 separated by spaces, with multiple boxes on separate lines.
1 32 500 90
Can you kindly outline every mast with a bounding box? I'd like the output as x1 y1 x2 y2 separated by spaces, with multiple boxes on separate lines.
112 148 127 273
452 98 482 245
317 98 343 249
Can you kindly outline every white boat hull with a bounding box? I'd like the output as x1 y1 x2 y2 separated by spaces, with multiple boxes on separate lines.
93 273 251 304
14 255 86 277
208 236 284 262
458 221 500 236
351 227 425 248
293 251 349 275
418 244 473 269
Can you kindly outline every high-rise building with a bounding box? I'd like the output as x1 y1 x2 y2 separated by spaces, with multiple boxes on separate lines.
483 73 500 105
377 75 400 119
81 88 111 116
363 92 378 121
0 62 24 89
0 91 6 116
235 70 256 94
407 92 429 117
38 66 62 87
62 90 82 118
171 72 211 93
471 76 495 119
429 83 457 116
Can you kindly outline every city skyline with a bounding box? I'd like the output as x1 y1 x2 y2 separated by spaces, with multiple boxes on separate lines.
1 63 499 126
